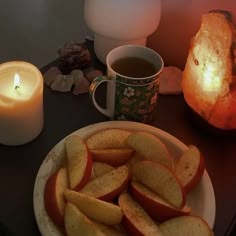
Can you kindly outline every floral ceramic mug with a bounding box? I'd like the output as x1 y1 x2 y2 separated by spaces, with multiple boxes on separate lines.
89 45 164 123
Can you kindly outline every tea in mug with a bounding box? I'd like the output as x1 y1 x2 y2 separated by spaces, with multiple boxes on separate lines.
111 57 157 78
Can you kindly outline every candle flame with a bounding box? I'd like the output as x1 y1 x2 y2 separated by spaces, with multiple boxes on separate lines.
14 73 20 90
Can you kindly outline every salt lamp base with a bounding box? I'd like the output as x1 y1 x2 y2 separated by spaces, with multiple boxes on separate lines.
186 105 236 135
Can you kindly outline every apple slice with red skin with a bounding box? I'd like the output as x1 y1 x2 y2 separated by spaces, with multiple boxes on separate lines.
118 192 162 236
64 189 123 225
44 167 68 227
80 165 130 201
125 131 173 170
91 162 115 179
132 160 186 209
91 148 134 166
95 223 127 236
159 215 214 236
125 152 145 171
86 128 132 149
64 202 105 236
175 145 205 193
130 181 191 221
65 135 93 191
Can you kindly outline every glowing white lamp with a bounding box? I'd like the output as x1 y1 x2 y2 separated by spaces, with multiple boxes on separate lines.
84 0 161 64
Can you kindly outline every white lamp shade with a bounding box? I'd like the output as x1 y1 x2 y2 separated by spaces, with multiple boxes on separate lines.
84 0 161 63
84 0 161 41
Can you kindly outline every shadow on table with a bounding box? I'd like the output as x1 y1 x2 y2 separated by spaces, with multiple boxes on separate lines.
225 214 236 236
0 221 15 236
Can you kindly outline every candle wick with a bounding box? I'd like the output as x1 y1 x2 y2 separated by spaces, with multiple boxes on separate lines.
15 85 20 90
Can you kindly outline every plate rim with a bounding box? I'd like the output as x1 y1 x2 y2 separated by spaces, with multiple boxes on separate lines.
33 120 216 236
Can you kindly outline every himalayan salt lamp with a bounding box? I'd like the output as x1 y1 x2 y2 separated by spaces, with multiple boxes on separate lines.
182 10 236 131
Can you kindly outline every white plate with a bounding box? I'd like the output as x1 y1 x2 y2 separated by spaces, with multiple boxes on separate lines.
33 121 216 236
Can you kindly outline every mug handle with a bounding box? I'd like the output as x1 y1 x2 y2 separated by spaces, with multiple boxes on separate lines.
89 76 115 118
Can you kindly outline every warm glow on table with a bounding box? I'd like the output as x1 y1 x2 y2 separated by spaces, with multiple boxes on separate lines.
0 61 44 145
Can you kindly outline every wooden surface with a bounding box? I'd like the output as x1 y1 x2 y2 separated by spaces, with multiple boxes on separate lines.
0 46 236 236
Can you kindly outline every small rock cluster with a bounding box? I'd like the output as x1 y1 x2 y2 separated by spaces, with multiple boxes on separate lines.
44 41 183 96
43 41 103 95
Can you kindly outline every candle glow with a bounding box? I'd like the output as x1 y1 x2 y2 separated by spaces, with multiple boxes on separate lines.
0 61 44 145
14 73 20 90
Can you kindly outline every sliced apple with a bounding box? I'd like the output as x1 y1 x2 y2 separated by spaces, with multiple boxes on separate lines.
44 167 68 227
64 202 105 236
159 215 213 236
132 160 186 208
65 135 92 190
125 131 173 169
95 223 127 236
91 162 115 179
130 181 191 221
86 128 132 149
125 152 145 171
91 148 134 166
175 145 205 193
64 189 123 225
80 165 130 201
118 192 163 236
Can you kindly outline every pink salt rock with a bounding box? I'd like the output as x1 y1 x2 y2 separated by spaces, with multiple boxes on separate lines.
159 66 182 95
84 69 103 82
50 74 74 92
43 67 62 86
72 76 90 95
71 69 84 82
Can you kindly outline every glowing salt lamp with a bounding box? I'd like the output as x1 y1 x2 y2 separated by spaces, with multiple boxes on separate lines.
182 10 236 131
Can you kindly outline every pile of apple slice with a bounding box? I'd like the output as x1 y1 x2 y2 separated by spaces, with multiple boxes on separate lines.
44 128 213 236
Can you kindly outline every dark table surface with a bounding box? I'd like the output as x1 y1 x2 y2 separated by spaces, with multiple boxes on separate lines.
0 46 236 236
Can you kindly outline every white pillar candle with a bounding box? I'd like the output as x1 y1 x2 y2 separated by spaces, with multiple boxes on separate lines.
0 61 44 146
